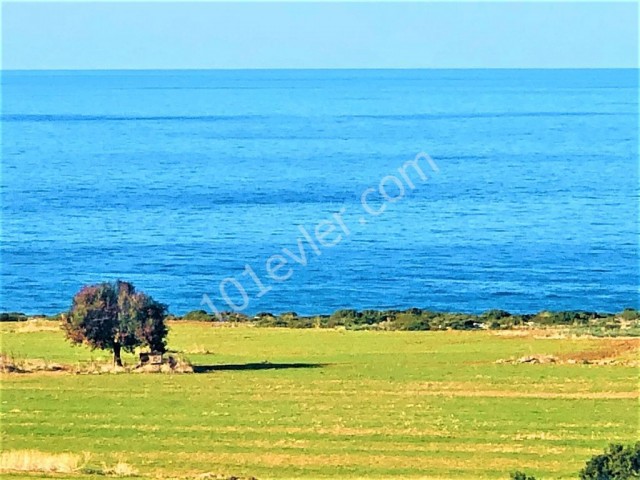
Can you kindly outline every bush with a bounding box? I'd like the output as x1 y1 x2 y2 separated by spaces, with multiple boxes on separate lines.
360 310 388 324
620 308 640 321
182 310 212 321
482 309 511 320
580 443 640 480
393 313 430 331
510 472 536 480
219 311 250 322
533 310 604 326
329 309 359 325
0 312 28 322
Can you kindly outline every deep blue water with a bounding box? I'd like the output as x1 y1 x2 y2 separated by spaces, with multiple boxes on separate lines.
1 69 638 315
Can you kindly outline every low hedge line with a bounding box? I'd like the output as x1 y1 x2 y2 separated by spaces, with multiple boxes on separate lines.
4 307 638 333
169 307 640 332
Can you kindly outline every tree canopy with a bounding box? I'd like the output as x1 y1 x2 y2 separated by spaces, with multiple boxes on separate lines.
63 281 168 366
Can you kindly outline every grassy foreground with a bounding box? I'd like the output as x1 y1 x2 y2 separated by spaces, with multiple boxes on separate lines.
1 321 638 479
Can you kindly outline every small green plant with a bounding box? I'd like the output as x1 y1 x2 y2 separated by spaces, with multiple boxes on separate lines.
510 471 537 480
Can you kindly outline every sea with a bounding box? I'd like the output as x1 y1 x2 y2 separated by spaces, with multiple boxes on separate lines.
1 69 638 315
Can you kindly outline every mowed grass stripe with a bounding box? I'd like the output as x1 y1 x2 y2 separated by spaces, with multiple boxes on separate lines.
3 377 637 396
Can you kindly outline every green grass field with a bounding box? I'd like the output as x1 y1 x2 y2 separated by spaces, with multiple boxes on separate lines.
1 321 638 479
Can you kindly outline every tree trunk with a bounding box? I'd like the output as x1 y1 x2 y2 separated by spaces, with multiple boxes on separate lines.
113 342 123 367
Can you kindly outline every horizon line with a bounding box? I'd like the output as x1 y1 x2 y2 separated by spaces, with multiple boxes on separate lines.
2 66 639 72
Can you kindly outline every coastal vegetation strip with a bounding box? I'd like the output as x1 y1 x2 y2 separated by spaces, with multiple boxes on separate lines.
2 307 639 335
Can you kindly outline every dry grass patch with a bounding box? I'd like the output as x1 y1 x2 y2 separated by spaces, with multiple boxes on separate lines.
15 320 61 333
101 461 139 477
0 354 194 374
495 338 640 366
0 450 139 477
184 345 215 355
0 354 67 373
557 338 639 364
0 450 87 473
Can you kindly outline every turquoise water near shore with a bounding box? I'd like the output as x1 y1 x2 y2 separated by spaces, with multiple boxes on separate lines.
1 69 638 315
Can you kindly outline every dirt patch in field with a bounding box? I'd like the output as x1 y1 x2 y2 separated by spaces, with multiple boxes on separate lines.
557 338 639 364
192 474 258 480
496 338 639 366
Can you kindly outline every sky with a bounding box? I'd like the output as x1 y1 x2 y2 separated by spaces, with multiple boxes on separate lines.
2 1 638 70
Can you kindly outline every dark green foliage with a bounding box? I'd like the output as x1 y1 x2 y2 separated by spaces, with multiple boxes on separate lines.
179 310 250 322
394 312 430 331
182 310 213 321
510 472 537 480
63 281 168 364
0 312 27 322
329 309 359 327
331 309 358 320
0 302 615 335
164 307 640 333
360 309 391 324
219 311 250 322
252 312 282 327
533 310 605 326
580 443 640 480
620 308 640 321
482 309 511 320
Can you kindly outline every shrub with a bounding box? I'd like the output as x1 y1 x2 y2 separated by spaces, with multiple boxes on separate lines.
219 311 250 322
393 313 430 331
254 312 277 326
0 312 27 322
182 310 212 321
330 309 359 324
620 308 640 321
360 309 388 324
580 443 640 480
510 472 536 480
482 309 512 320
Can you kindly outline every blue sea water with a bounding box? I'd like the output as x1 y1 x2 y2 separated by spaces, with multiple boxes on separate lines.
1 69 638 315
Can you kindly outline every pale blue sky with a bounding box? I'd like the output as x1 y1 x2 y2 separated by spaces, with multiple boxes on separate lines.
2 2 638 69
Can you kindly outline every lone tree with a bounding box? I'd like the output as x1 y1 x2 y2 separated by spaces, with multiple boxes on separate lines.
63 281 168 366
